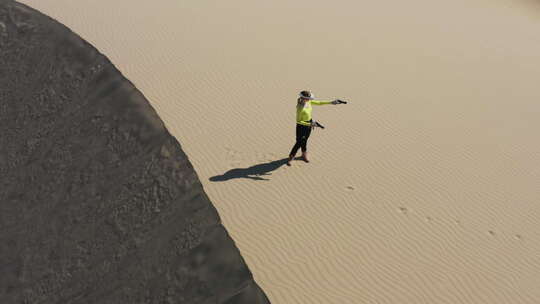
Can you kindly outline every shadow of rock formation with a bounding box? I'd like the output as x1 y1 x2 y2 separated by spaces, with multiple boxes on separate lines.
0 1 270 303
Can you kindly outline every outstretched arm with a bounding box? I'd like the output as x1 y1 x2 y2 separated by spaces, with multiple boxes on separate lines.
310 99 333 105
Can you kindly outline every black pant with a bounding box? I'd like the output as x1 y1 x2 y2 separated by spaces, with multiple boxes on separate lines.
289 123 312 156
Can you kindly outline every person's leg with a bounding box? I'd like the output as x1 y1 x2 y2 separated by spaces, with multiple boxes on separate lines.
300 127 311 152
290 124 304 156
301 127 312 162
288 124 303 165
289 142 301 160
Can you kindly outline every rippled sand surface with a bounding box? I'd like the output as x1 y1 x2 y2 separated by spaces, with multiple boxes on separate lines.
20 0 540 302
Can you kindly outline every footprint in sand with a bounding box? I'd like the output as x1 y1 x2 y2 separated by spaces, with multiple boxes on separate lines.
398 207 408 214
225 147 243 167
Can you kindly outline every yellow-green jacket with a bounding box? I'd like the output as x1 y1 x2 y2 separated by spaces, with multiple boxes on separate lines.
296 100 332 126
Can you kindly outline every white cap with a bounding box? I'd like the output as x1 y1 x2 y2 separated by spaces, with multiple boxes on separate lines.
299 91 315 100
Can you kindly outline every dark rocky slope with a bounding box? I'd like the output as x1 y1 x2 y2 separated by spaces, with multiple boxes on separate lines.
0 1 270 303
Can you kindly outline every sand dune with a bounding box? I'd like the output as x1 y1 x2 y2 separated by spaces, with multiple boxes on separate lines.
18 0 540 303
1 1 269 303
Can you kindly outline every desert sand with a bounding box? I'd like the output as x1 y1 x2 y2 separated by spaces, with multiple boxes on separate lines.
19 0 540 303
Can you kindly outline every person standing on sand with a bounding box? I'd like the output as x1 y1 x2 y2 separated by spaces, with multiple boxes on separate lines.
287 90 345 166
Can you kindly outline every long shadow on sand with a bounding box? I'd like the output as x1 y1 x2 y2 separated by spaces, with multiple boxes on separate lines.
209 158 288 181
